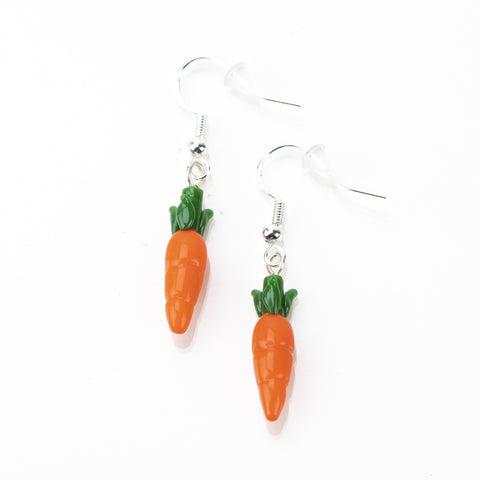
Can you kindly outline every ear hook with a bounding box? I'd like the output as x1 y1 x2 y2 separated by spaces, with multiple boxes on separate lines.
177 57 224 155
177 57 301 143
177 57 302 116
178 57 302 187
257 144 387 203
256 144 386 275
177 56 227 117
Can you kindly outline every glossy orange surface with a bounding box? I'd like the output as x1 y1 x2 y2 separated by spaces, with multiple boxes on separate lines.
252 313 295 421
165 229 207 334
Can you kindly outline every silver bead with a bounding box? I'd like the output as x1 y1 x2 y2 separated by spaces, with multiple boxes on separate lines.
189 139 207 156
262 225 282 242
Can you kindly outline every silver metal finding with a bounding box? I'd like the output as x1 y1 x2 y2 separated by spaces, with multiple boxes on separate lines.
262 198 286 272
271 199 286 225
178 57 223 186
257 144 386 201
256 144 386 275
195 114 207 140
264 243 286 275
263 224 282 242
178 57 301 114
187 157 210 187
178 57 302 187
178 57 224 112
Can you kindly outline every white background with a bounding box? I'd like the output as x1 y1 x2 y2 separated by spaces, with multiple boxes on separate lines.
1 1 479 479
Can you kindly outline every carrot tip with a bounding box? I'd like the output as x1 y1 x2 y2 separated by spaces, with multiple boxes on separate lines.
258 379 287 422
166 299 194 334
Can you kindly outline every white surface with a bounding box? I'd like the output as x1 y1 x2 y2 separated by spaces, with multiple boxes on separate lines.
1 1 480 479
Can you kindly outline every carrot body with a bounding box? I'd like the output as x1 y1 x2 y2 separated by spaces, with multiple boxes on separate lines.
165 229 207 334
165 186 212 334
251 275 297 421
252 313 295 421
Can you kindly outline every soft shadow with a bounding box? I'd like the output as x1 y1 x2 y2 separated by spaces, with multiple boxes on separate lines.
266 349 297 436
171 259 210 351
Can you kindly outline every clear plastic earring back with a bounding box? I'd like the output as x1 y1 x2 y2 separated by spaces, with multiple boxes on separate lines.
302 144 386 199
224 62 302 108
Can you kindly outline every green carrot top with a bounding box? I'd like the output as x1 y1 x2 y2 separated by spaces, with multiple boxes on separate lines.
251 275 298 318
169 186 213 237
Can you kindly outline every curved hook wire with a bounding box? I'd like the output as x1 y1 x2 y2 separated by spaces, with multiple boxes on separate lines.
256 144 386 275
177 56 228 116
178 58 302 188
257 145 303 202
177 56 302 117
256 144 387 202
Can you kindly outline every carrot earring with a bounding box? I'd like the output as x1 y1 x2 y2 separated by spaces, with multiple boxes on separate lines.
166 58 300 335
251 144 386 421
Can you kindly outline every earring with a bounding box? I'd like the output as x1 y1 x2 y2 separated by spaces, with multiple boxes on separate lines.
165 57 300 335
251 144 386 421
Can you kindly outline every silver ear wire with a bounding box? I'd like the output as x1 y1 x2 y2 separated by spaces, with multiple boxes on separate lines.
256 144 386 274
177 57 222 186
177 58 302 187
177 57 225 142
177 57 226 116
178 57 302 114
257 144 386 202
303 144 387 199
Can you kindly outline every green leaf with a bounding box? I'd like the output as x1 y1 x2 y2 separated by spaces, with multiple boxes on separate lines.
197 209 213 236
282 289 298 317
169 206 178 234
251 290 264 317
176 195 196 230
262 275 284 315
169 186 213 236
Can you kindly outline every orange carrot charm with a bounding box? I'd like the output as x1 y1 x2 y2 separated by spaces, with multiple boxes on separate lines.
165 186 213 334
251 275 298 421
